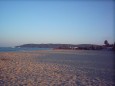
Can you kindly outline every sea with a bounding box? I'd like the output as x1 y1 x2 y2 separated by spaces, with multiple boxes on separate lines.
0 47 52 52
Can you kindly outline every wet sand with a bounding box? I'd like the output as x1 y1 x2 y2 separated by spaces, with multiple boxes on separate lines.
0 50 115 86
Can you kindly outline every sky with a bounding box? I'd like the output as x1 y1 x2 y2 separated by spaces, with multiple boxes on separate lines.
0 1 114 47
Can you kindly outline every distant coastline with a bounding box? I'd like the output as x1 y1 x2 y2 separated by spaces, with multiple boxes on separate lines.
15 43 115 51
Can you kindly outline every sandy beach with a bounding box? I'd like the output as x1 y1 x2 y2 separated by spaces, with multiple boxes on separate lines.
0 50 115 86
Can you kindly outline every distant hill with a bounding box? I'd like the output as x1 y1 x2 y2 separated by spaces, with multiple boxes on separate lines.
16 44 102 49
16 44 74 48
76 44 100 47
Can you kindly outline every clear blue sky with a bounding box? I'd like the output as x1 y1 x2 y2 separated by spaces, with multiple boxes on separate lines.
0 1 114 47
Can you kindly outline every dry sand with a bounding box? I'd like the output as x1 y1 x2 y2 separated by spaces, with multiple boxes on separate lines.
0 50 114 86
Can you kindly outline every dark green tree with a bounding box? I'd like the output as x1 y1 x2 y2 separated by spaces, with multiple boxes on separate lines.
112 42 115 51
104 40 109 46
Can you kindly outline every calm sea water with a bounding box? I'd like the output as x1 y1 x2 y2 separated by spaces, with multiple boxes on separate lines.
0 47 52 52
